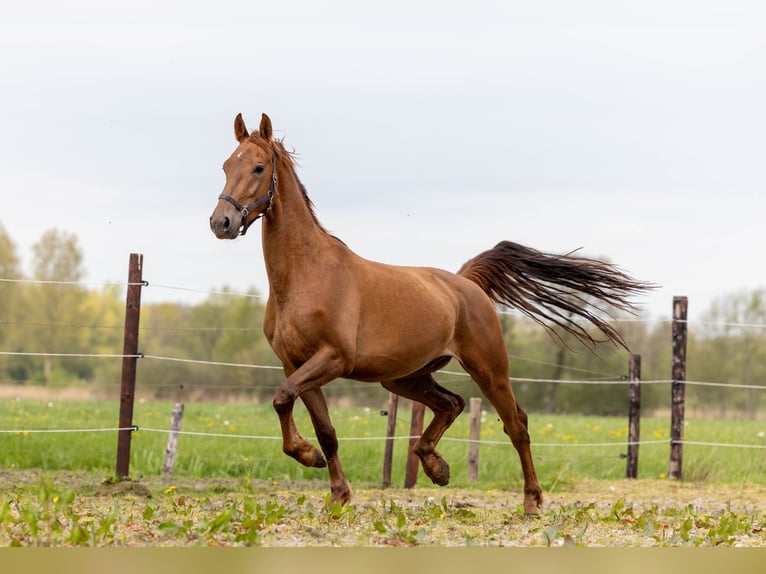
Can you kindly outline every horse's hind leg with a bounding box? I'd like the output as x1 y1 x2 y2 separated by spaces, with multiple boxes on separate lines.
382 374 465 486
463 363 543 514
457 343 543 515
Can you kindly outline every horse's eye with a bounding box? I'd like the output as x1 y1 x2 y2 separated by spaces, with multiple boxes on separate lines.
253 165 265 175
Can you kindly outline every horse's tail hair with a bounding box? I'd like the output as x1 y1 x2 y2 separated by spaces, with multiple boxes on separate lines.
457 240 654 350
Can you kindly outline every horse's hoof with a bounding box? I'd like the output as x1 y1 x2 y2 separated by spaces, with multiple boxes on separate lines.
310 448 328 468
328 481 353 508
523 489 543 516
423 456 451 486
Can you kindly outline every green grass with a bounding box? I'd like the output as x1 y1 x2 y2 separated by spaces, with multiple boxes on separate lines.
2 398 766 490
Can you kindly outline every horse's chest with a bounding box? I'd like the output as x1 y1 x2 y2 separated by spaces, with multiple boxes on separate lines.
266 309 337 364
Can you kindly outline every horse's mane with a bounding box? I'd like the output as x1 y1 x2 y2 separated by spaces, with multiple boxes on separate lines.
249 133 343 244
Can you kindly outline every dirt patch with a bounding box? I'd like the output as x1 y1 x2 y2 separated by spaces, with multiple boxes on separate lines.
0 384 99 402
1 470 765 547
94 476 152 498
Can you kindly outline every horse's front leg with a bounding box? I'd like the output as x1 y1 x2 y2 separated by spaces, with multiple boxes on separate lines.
272 349 352 506
275 398 328 469
301 388 352 506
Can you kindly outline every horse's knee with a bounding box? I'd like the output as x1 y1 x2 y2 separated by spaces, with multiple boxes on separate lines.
272 386 296 416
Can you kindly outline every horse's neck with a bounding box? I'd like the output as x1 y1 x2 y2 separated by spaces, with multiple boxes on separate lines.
261 172 334 289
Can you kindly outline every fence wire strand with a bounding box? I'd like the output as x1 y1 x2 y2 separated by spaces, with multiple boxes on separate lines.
0 351 142 359
2 349 766 390
0 427 137 434
4 425 764 451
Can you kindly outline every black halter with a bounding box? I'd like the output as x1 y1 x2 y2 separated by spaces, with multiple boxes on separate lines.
217 147 278 236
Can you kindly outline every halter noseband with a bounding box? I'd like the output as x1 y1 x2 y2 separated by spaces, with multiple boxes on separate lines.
217 147 278 236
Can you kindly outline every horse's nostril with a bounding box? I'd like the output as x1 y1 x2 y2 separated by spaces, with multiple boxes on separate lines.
222 217 230 230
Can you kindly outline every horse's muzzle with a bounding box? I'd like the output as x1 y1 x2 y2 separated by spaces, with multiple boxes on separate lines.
209 208 241 240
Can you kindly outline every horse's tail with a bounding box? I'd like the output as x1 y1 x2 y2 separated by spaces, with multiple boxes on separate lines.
458 240 652 349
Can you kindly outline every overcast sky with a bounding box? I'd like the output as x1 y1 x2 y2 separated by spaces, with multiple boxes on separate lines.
1 1 764 322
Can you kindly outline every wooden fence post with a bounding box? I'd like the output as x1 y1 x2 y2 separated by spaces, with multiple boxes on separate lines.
626 354 641 479
162 402 185 475
381 393 399 488
116 253 144 478
404 401 425 489
669 296 688 480
468 398 482 482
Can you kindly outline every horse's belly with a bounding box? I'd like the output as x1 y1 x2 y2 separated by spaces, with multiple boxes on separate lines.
349 338 453 382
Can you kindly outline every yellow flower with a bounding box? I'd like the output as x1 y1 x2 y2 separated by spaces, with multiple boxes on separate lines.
659 473 666 479
164 485 177 494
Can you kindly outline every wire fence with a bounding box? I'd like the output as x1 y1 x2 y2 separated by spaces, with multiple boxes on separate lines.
2 275 766 459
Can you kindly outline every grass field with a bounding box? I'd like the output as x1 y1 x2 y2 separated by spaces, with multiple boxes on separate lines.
2 397 766 488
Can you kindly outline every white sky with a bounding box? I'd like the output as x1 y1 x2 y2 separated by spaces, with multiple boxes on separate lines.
1 1 764 321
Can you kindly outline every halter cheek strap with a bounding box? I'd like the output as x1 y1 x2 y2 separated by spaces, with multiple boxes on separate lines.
218 147 279 236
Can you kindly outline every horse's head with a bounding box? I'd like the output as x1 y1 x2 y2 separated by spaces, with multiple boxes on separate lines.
209 113 277 239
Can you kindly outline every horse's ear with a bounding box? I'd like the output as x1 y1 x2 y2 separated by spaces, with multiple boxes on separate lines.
234 113 249 142
259 113 273 141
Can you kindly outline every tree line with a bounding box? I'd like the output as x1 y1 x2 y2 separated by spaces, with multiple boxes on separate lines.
1 224 765 417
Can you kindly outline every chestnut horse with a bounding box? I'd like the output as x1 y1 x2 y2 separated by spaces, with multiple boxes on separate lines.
209 113 648 515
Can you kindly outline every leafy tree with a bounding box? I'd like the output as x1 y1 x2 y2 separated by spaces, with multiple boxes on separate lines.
80 285 125 388
27 229 87 380
692 289 766 417
0 223 20 277
0 224 23 381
